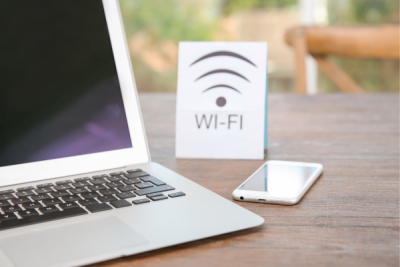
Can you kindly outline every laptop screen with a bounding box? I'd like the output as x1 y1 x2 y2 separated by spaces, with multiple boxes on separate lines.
0 0 133 168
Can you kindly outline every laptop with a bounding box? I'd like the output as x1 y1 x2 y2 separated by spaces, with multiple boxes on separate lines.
0 1 264 266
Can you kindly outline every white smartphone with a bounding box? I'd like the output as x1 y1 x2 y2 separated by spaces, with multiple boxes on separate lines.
232 160 323 205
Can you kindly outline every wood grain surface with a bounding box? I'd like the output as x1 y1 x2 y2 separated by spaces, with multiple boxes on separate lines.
90 93 399 267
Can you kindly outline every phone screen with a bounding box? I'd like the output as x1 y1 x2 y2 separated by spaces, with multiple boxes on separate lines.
239 163 319 196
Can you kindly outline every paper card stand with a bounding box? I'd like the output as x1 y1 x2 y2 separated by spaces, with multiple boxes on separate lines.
175 42 268 159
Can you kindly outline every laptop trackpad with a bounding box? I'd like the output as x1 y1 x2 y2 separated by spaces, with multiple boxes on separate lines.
0 216 148 267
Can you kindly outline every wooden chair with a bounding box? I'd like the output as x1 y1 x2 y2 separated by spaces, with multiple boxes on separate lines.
284 26 400 93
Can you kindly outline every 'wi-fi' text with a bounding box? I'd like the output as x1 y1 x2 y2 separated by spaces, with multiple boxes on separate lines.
195 114 243 130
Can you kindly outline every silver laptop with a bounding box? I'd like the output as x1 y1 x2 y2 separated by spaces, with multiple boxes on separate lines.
0 1 263 266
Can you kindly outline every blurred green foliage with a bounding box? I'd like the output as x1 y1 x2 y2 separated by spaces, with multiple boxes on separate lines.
120 0 216 43
329 0 399 24
120 0 399 93
222 0 297 15
120 0 218 92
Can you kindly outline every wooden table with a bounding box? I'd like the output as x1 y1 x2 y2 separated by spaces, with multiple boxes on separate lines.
92 93 399 267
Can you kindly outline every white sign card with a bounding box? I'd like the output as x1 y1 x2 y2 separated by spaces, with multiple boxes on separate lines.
176 42 268 159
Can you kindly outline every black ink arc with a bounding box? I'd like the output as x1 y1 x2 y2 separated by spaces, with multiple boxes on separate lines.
202 84 241 94
190 51 257 67
195 69 250 82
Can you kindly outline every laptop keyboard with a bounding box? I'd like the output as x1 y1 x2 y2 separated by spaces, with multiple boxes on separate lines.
0 169 185 231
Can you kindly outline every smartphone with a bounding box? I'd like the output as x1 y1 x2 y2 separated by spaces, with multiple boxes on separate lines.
232 160 323 205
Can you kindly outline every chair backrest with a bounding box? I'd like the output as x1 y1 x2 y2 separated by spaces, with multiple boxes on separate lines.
285 26 400 93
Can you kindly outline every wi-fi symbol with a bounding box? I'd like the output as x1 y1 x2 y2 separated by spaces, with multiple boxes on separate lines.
190 51 257 107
